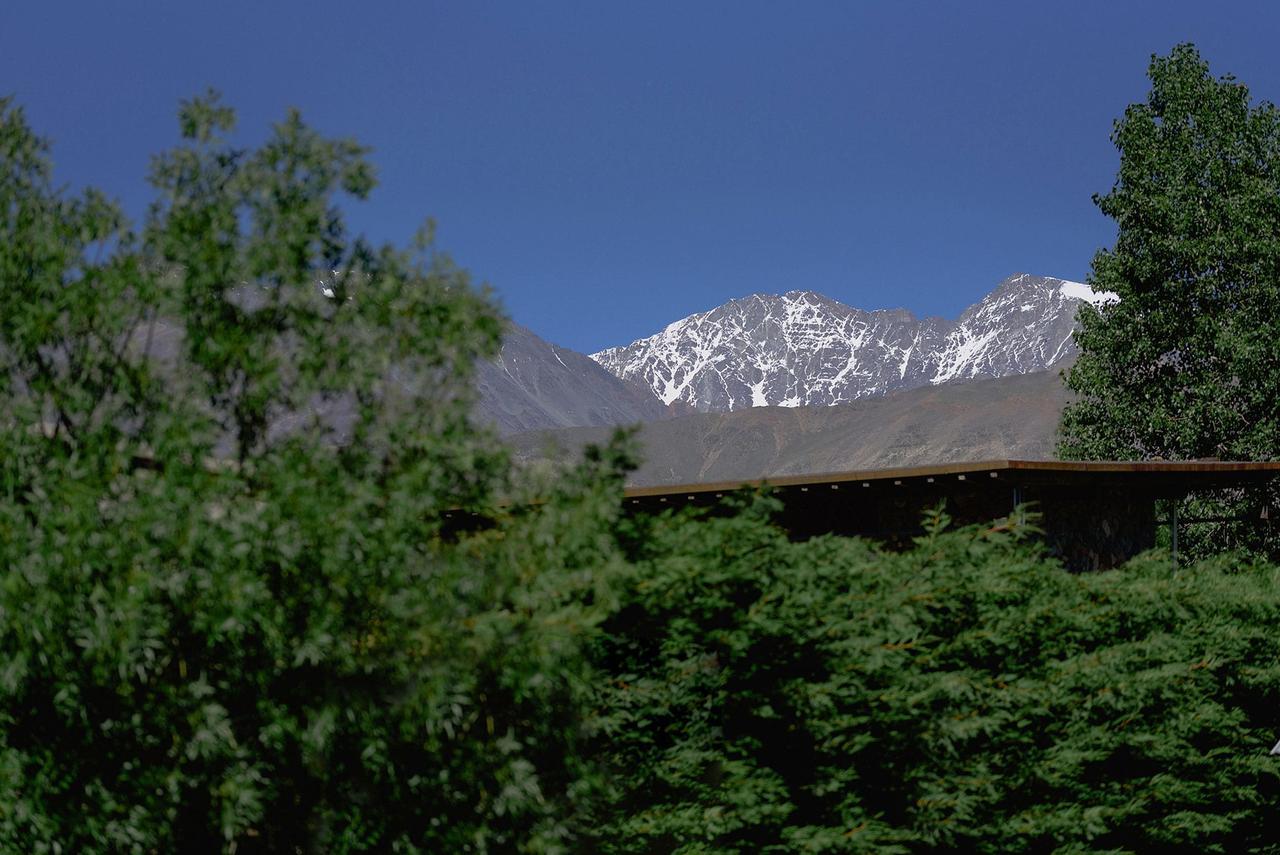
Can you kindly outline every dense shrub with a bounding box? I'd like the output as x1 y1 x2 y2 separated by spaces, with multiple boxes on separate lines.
591 503 1280 853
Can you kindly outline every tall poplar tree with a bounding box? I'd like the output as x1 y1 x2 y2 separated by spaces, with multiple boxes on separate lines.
1060 45 1280 465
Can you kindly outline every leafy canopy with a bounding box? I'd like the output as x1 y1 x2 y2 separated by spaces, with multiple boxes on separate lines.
1060 44 1280 463
0 91 625 853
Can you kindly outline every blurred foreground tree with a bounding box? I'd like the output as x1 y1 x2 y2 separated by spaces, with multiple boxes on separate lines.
0 92 626 852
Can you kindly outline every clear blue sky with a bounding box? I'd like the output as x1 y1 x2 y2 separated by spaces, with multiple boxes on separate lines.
4 1 1279 353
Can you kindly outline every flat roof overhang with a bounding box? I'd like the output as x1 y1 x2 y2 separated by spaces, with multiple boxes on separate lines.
622 459 1280 505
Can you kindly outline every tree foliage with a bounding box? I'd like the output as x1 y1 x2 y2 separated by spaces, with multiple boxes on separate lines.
0 92 622 852
4 86 1280 853
1060 44 1280 465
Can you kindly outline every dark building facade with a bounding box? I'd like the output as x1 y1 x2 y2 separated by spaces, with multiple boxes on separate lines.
624 460 1280 570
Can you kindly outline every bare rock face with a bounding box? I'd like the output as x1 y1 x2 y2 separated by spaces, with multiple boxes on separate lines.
474 323 672 434
590 273 1113 413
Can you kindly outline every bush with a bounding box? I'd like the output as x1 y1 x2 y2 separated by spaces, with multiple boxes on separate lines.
590 502 1280 852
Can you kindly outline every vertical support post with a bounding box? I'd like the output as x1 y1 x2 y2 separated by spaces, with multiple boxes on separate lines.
1170 500 1179 570
1012 485 1022 524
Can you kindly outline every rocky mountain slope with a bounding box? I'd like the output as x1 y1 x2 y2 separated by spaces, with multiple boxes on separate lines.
591 273 1111 412
508 367 1072 486
474 323 672 434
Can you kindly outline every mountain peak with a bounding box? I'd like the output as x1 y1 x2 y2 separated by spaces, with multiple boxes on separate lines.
995 272 1113 305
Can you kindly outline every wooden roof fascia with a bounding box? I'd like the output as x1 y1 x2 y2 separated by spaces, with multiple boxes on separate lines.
621 459 1280 500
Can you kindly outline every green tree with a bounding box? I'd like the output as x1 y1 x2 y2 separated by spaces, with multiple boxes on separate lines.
0 92 625 852
8 75 1280 854
1058 44 1280 557
1060 44 1280 464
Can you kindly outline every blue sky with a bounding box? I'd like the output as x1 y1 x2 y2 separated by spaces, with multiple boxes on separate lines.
4 1 1279 353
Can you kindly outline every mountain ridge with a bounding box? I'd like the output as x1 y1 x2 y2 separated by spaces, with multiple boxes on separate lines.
590 273 1110 413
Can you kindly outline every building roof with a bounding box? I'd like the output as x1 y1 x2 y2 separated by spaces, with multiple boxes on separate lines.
623 459 1280 503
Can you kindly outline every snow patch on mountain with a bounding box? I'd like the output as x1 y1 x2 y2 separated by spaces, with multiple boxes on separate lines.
1058 279 1117 305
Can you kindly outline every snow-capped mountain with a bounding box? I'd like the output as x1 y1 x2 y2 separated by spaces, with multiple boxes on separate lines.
590 273 1114 412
